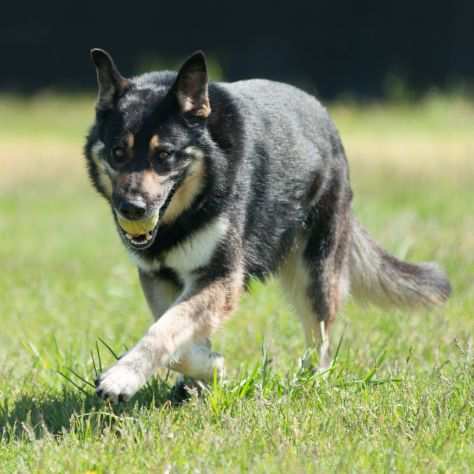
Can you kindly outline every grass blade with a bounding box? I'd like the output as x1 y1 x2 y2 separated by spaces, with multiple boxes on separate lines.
98 337 119 361
96 341 103 373
68 368 95 389
90 350 98 378
57 371 90 397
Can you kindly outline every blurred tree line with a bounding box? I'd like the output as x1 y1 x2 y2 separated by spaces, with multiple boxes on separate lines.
1 1 472 99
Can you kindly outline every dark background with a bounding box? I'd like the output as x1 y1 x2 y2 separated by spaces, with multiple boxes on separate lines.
1 1 473 99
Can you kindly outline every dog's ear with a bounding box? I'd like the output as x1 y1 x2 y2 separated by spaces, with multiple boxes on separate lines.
90 48 129 110
173 51 211 118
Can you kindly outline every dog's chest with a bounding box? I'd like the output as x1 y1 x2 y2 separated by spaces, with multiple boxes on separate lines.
130 217 229 281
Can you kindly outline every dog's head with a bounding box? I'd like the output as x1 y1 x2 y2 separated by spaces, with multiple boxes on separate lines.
86 49 211 250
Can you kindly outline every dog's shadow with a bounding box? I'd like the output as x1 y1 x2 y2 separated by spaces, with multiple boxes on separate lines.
0 379 190 441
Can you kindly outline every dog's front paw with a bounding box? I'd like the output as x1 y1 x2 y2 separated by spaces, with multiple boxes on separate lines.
95 362 146 403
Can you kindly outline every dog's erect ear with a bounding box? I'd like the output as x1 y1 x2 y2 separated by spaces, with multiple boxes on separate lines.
173 51 211 118
90 48 129 110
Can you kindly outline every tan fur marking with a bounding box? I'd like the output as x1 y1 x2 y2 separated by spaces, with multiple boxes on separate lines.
141 266 244 369
318 320 332 371
139 271 225 381
327 272 340 324
149 134 160 153
141 169 166 195
162 159 205 225
193 102 211 118
174 269 243 335
177 91 211 118
126 132 135 150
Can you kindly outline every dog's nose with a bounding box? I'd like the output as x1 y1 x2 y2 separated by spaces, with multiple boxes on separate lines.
117 200 147 220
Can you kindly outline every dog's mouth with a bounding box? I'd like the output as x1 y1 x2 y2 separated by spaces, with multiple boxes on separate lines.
115 212 160 250
113 178 183 250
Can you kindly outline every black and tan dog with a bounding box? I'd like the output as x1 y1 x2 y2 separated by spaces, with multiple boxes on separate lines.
85 49 451 402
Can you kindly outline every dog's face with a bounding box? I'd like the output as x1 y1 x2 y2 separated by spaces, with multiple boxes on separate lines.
87 49 211 250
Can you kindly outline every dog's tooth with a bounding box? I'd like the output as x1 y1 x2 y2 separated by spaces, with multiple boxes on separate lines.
126 233 133 240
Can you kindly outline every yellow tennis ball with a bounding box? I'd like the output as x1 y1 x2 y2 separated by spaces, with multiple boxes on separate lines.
116 212 159 236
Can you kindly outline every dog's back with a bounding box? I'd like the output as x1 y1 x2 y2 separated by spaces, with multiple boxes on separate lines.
212 78 450 310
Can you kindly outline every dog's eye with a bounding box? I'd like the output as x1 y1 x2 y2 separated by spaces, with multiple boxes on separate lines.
159 151 171 160
112 146 127 163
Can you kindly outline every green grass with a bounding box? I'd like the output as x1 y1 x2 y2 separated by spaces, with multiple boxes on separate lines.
0 95 473 473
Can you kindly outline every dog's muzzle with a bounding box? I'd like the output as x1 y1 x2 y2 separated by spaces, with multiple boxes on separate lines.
115 211 160 248
113 177 183 250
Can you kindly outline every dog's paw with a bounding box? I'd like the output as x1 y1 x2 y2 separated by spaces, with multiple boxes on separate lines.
95 362 146 403
171 375 208 404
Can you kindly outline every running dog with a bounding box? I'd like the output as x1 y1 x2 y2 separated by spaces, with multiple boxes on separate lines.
84 49 451 402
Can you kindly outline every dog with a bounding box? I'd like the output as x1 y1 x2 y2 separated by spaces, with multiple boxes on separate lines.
84 49 451 402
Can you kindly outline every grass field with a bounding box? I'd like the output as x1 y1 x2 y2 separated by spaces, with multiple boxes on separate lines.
0 94 473 473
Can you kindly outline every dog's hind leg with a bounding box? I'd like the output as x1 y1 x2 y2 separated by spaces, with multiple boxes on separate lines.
280 243 334 371
139 270 224 382
280 240 349 371
279 193 351 371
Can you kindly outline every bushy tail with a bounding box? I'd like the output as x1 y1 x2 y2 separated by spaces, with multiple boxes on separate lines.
349 219 451 309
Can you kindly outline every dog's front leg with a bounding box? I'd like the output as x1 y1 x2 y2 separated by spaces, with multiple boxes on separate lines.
139 270 225 383
96 272 242 402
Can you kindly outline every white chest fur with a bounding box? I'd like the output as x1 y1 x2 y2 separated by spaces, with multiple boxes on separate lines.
129 217 229 280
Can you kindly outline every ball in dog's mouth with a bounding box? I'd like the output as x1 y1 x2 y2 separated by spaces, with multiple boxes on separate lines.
115 212 160 249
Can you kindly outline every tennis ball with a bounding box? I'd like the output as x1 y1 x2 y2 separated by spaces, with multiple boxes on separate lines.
116 212 159 236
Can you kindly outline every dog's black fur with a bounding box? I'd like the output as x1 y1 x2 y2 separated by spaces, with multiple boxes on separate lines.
85 50 451 402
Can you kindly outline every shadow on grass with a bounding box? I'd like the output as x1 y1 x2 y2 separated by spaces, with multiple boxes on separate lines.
0 377 187 441
0 338 201 441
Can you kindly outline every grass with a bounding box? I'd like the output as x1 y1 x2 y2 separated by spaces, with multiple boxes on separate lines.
0 94 473 473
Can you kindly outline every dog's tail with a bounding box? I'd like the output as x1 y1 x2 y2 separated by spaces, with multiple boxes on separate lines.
349 218 451 309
